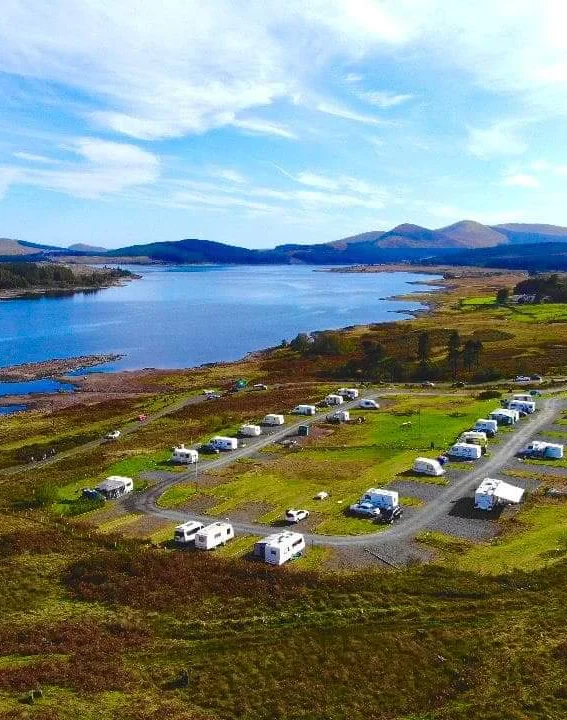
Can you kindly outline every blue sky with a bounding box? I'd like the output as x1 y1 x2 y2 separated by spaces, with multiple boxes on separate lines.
1 0 567 249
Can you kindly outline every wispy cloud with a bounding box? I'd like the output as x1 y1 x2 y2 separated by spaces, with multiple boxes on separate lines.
230 118 297 139
356 90 413 108
467 122 528 158
316 101 392 126
502 173 540 188
13 151 59 164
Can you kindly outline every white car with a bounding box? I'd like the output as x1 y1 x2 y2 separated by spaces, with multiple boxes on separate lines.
252 383 268 390
285 509 310 523
359 398 379 409
105 430 121 440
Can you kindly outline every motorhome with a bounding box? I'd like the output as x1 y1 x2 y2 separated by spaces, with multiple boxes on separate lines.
508 400 536 414
474 478 524 511
524 441 564 459
459 431 488 448
170 444 199 464
262 414 285 426
490 409 518 426
359 398 379 409
337 388 359 400
253 532 305 565
412 457 445 476
324 394 344 406
473 419 498 437
194 522 235 550
292 404 317 416
95 476 134 500
360 488 399 510
209 436 238 451
447 442 482 460
173 521 205 545
239 424 262 437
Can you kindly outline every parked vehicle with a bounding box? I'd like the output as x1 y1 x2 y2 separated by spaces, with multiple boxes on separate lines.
292 404 317 416
173 521 205 545
105 430 121 440
359 398 379 409
337 388 359 400
508 400 536 414
239 424 262 437
421 381 435 387
209 436 238 451
253 532 305 565
378 506 403 524
515 376 531 383
360 488 399 510
473 419 498 437
285 508 310 523
324 394 344 406
262 414 285 426
327 410 350 423
474 478 524 511
523 441 564 459
459 431 488 448
194 522 235 550
95 476 133 500
412 457 445 476
170 444 199 464
252 383 268 391
349 502 382 518
447 442 482 460
199 443 220 455
530 374 543 382
206 393 222 400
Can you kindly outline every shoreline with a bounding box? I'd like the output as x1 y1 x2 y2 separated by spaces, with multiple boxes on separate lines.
0 354 123 381
0 275 138 301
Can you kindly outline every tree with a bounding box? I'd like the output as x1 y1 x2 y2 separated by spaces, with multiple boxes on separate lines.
289 333 311 354
463 339 483 371
447 330 461 379
417 332 431 363
496 288 509 305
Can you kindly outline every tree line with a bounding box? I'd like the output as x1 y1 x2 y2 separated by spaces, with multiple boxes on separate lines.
0 262 131 291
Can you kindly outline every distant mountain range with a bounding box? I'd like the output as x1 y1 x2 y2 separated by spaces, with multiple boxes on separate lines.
2 220 567 270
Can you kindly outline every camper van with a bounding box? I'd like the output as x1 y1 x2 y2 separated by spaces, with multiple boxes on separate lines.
361 488 399 509
508 400 536 414
359 398 379 410
262 414 285 426
209 436 238 451
253 532 305 565
239 424 262 437
95 476 134 500
173 521 205 545
474 478 524 511
524 441 564 459
328 410 350 423
337 388 359 400
170 444 199 464
194 522 235 550
292 404 317 416
473 419 498 437
324 394 344 406
412 457 445 476
447 442 482 461
459 431 488 448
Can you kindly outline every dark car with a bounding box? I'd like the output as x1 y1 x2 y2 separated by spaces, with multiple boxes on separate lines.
377 506 403 524
199 443 220 454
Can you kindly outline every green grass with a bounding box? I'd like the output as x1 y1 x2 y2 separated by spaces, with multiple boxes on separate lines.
157 483 197 508
212 535 258 558
453 501 567 573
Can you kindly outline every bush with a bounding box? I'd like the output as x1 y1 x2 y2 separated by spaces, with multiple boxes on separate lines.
477 390 502 400
34 482 58 508
472 367 503 383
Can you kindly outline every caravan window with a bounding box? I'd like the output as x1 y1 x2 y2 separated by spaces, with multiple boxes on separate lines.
270 549 277 555
291 539 303 548
226 528 231 535
214 532 221 540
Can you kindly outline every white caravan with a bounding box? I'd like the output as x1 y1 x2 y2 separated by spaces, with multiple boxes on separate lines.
412 457 445 477
474 478 524 511
524 441 564 459
508 400 536 414
337 388 359 400
361 488 399 510
474 419 498 436
95 476 134 500
459 431 488 448
447 442 482 460
170 444 199 464
490 409 518 426
513 393 534 403
173 521 205 545
239 424 262 437
329 410 350 423
209 436 238 451
262 414 285 426
359 398 379 409
194 522 235 550
253 532 305 565
324 394 344 406
292 404 317 416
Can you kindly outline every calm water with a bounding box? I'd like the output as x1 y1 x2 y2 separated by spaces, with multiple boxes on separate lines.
0 265 440 372
0 379 76 397
0 404 29 415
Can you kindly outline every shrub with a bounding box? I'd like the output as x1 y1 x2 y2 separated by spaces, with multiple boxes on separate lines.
476 390 502 400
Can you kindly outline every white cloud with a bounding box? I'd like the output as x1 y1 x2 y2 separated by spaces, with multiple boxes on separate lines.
13 151 58 164
316 101 391 126
231 118 297 139
0 168 20 199
467 123 528 158
502 173 540 188
356 90 413 108
208 168 248 184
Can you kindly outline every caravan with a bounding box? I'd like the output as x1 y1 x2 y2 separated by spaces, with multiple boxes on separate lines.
262 414 285 426
173 521 205 545
447 442 482 460
412 457 445 476
328 410 350 423
473 419 498 437
253 532 305 565
490 409 518 426
170 444 199 464
194 522 235 550
337 388 359 400
459 431 488 448
324 394 344 406
524 441 564 459
474 478 524 511
292 404 317 416
239 424 262 437
95 476 134 500
209 436 238 451
508 400 536 414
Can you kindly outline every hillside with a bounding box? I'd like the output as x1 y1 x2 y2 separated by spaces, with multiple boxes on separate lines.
434 241 567 271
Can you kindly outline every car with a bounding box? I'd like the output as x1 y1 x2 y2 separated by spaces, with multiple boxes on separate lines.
530 390 542 397
377 506 403 524
421 381 435 388
285 509 310 523
452 381 466 388
206 393 222 400
252 383 268 391
515 376 531 383
530 374 543 382
105 430 121 440
349 502 382 519
202 389 215 395
199 443 220 454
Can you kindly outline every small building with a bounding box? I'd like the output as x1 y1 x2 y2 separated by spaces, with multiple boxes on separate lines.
412 457 445 476
194 522 235 550
474 478 524 511
209 436 238 451
447 442 482 460
292 404 317 416
253 531 305 565
171 444 199 464
297 424 310 437
239 424 262 437
262 413 285 426
95 475 134 500
361 488 399 510
173 521 205 545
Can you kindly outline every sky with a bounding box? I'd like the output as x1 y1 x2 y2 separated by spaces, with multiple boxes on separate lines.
1 1 567 249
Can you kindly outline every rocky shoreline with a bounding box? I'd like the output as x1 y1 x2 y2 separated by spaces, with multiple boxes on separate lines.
0 354 123 381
